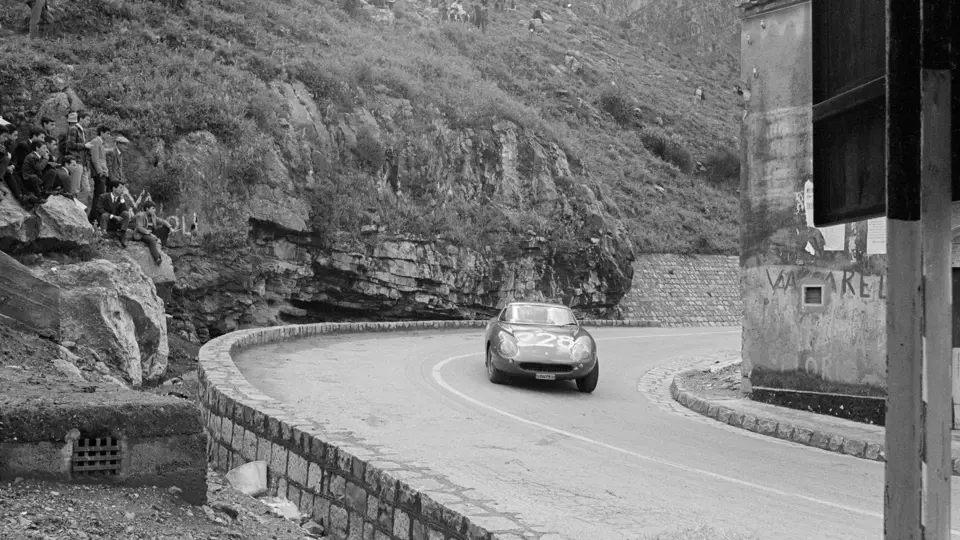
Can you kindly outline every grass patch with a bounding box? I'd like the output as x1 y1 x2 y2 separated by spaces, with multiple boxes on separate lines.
0 0 742 255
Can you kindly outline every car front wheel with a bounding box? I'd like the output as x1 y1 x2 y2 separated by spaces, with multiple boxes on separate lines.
486 346 508 384
576 360 599 393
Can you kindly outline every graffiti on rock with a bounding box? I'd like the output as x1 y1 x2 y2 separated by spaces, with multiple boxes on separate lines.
128 189 200 237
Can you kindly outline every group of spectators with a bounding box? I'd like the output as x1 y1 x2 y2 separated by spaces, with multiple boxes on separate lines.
0 111 171 266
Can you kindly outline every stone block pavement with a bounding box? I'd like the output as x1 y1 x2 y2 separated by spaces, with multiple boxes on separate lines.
666 360 960 475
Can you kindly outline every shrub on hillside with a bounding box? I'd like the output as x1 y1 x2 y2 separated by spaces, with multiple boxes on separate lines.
702 147 740 186
354 127 386 172
598 86 634 126
639 128 693 173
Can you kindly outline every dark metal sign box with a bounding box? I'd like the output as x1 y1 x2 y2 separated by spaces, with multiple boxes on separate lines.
811 0 959 227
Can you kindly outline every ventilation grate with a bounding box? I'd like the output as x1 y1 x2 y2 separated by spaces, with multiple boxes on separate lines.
803 285 824 306
71 437 122 477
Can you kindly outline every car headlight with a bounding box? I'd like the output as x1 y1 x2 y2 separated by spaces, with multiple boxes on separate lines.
570 337 593 362
498 336 520 359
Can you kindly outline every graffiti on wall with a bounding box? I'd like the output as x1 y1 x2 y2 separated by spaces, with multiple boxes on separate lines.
765 267 885 300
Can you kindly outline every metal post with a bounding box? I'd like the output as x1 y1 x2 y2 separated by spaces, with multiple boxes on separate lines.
921 0 953 537
884 0 923 537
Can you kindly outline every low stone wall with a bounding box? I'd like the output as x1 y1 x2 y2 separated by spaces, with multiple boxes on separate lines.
198 319 661 540
618 254 741 326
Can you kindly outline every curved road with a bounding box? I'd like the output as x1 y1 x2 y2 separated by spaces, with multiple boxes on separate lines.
233 327 960 540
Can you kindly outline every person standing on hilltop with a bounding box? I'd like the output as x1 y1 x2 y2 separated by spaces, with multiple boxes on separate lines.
106 134 130 187
63 111 89 207
85 125 111 222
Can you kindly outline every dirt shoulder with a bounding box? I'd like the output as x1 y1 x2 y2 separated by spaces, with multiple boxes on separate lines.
0 469 320 540
675 363 743 400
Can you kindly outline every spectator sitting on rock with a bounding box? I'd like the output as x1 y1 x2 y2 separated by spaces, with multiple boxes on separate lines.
96 180 133 247
20 139 50 205
0 125 20 202
11 127 45 174
40 115 57 141
133 200 172 266
43 154 74 196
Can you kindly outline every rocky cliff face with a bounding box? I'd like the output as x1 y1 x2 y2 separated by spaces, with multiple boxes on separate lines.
159 80 634 341
168 227 632 342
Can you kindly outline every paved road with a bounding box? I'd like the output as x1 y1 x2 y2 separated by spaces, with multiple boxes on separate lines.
233 327 960 540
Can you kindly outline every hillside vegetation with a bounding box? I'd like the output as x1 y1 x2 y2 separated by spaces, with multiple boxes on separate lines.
0 0 742 255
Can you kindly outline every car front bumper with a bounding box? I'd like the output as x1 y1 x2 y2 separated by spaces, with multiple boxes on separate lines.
490 349 597 380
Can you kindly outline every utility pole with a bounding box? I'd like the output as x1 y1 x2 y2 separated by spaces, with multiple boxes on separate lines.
811 0 954 537
883 0 952 538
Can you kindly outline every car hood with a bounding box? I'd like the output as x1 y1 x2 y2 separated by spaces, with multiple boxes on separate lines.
500 324 582 338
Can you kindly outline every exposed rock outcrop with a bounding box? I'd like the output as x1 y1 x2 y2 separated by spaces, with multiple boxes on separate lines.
37 259 169 386
0 193 95 252
35 195 97 248
162 79 634 340
0 190 39 250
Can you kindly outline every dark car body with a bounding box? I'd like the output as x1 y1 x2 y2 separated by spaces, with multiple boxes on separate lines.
483 302 599 391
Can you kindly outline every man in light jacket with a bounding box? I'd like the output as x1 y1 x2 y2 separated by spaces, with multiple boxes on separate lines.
85 125 110 220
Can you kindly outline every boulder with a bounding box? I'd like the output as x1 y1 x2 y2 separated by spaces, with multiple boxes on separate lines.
34 89 85 142
115 244 176 286
34 195 96 249
37 259 169 386
0 190 39 249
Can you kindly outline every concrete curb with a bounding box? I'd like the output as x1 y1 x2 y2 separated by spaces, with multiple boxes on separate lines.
200 319 665 540
669 365 960 476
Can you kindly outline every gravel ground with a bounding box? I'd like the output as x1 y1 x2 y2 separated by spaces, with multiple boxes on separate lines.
0 469 324 540
677 363 743 400
0 321 320 539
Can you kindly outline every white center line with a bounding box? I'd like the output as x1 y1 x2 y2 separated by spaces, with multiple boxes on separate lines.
430 331 960 536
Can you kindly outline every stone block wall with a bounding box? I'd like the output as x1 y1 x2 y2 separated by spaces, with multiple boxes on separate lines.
198 318 663 540
618 254 741 326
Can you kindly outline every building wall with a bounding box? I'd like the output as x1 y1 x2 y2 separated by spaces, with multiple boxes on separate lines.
739 0 888 396
618 254 741 326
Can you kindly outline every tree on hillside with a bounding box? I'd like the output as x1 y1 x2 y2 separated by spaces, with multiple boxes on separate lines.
28 0 47 39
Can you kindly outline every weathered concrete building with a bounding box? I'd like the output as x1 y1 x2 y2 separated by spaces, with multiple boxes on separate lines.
737 0 889 398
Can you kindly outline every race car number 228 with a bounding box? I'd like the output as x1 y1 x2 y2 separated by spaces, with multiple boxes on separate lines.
514 331 574 349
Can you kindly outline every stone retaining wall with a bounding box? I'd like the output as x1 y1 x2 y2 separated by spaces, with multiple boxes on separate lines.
618 254 741 326
198 319 660 540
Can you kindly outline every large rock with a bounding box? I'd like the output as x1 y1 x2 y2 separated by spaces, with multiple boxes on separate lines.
34 88 86 141
37 259 169 386
0 191 94 252
0 189 39 250
112 244 177 286
34 195 96 248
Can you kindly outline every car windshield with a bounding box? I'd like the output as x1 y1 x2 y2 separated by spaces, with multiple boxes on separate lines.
501 305 578 326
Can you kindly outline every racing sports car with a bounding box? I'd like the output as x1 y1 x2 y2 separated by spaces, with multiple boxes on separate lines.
483 302 599 393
